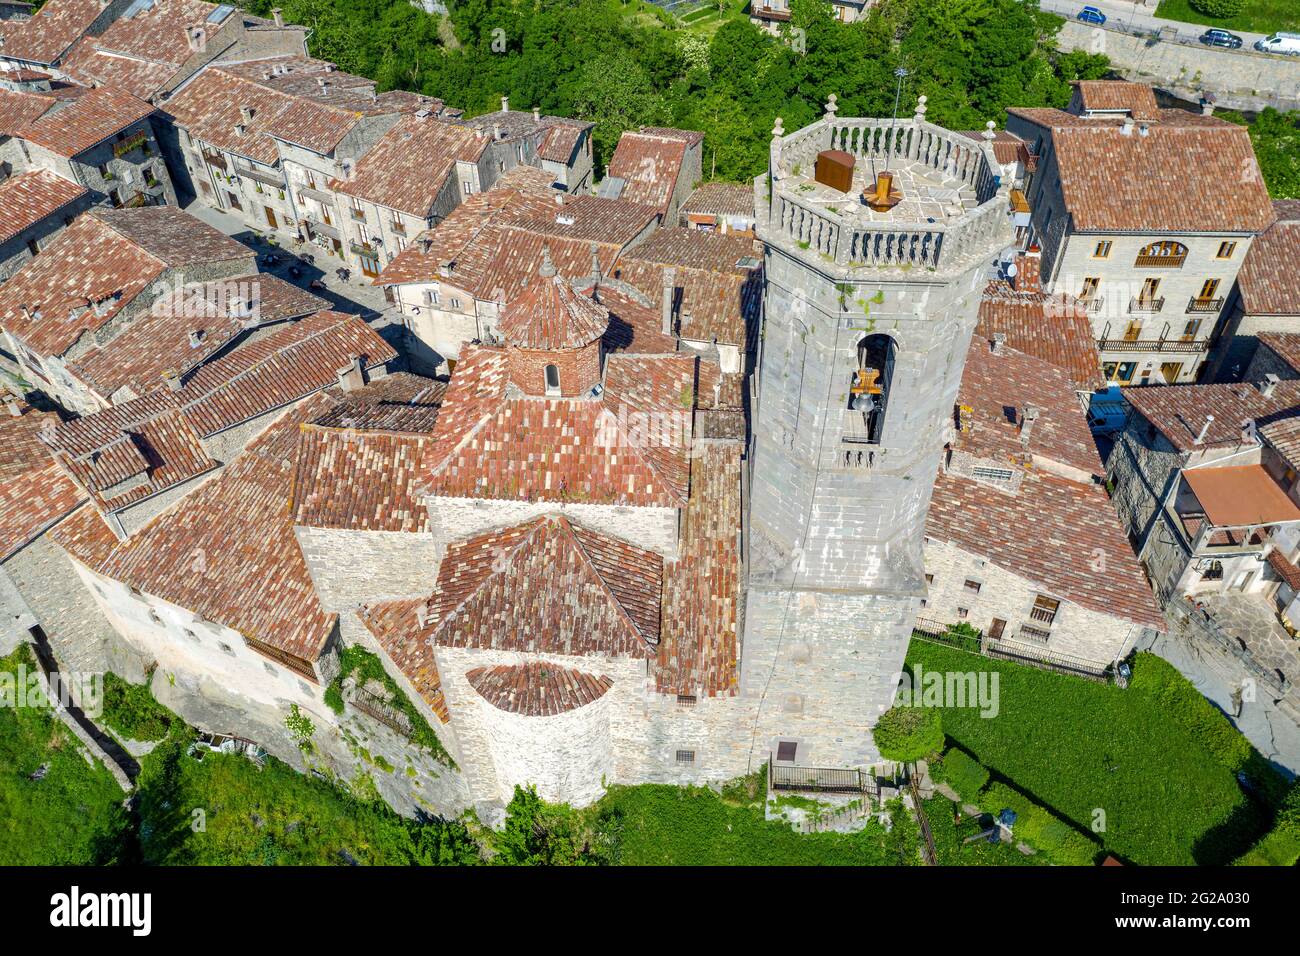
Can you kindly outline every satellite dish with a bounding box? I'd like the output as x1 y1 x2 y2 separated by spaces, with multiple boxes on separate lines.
1006 262 1017 278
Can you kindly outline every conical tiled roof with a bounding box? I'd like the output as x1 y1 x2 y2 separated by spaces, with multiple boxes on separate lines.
497 246 608 349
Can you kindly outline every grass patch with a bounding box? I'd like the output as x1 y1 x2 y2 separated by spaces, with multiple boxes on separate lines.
0 646 133 864
327 644 452 766
927 799 1047 866
135 726 478 865
100 671 177 742
1154 0 1299 33
905 642 1270 865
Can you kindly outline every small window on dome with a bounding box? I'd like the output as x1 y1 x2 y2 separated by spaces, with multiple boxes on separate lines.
544 363 560 395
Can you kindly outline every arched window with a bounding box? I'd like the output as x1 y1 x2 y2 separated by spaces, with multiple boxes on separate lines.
846 334 895 445
544 364 560 395
1136 241 1187 267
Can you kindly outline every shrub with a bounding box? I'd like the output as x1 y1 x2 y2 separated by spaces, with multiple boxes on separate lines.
1236 782 1300 866
1189 0 1243 18
323 681 344 715
873 706 944 762
981 782 1099 866
938 748 988 800
99 672 176 742
331 644 452 765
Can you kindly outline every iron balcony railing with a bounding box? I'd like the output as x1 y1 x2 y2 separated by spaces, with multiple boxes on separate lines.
769 762 874 795
1081 295 1105 313
1097 337 1209 354
1134 253 1186 268
1186 296 1225 313
1128 296 1165 314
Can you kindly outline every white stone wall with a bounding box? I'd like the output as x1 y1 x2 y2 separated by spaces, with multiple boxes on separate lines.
430 496 681 560
295 526 441 613
922 537 1143 668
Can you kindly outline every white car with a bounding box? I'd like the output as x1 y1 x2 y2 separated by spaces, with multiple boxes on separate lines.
1255 33 1300 56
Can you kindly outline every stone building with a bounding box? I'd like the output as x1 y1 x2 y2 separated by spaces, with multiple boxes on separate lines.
0 76 175 208
750 0 873 34
460 97 594 194
679 182 757 237
1005 81 1275 387
923 334 1164 676
0 0 133 74
0 205 254 413
1207 201 1300 382
0 168 91 280
1244 332 1300 384
743 96 1012 770
599 127 702 224
377 181 658 368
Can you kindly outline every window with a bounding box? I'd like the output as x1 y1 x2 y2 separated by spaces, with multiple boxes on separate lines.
963 579 982 594
423 289 439 306
1136 240 1187 266
957 607 969 619
676 694 697 708
1020 624 1052 643
1030 595 1060 626
26 238 39 257
972 465 1014 482
1182 319 1202 340
847 334 895 444
1123 319 1142 342
148 609 163 626
1198 278 1221 300
264 661 278 676
1080 276 1100 300
776 741 798 763
1093 240 1112 258
544 363 560 395
108 188 121 207
1217 241 1237 259
924 573 934 585
1108 361 1137 384
462 181 472 195
450 297 461 310
183 628 199 644
1139 277 1161 303
675 749 696 764
1202 560 1224 582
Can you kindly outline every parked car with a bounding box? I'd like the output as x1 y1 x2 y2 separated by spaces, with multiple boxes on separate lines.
1199 29 1243 49
1077 6 1106 25
1255 32 1300 56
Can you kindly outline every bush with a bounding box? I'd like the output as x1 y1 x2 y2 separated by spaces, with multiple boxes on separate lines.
99 672 176 742
938 749 988 800
323 681 344 715
873 706 943 762
981 782 1099 866
1189 0 1244 18
1236 782 1300 866
330 644 452 765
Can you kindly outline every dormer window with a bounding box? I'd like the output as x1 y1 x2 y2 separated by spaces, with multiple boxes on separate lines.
544 364 560 396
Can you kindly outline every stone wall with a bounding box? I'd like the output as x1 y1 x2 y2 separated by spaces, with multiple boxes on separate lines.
1244 334 1300 383
295 526 441 613
507 340 601 396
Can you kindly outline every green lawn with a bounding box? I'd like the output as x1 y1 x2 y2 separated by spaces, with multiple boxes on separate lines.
0 646 133 865
592 783 922 865
1155 0 1299 35
926 799 1048 866
906 642 1272 865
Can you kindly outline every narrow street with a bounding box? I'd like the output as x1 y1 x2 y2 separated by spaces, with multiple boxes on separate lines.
1038 0 1273 46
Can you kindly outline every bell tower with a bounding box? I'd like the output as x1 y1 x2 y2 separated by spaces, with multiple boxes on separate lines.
741 99 1013 768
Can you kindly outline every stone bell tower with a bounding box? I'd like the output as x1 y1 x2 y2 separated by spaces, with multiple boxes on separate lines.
740 96 1012 769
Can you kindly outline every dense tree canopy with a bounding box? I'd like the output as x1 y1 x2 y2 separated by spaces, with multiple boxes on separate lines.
238 0 1110 180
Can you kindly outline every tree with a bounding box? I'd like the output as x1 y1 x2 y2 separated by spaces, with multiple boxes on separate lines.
873 706 944 762
493 785 609 865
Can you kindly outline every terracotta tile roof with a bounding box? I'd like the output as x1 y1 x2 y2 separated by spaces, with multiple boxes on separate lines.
69 275 328 400
60 36 178 98
163 67 292 165
1125 379 1300 451
1008 107 1275 233
654 440 742 697
52 395 337 662
0 0 101 66
605 129 690 215
493 164 560 194
1268 548 1300 591
613 228 761 347
957 129 1029 167
176 310 397 437
929 468 1164 632
466 662 613 716
954 336 1102 476
1259 414 1300 471
0 85 61 134
12 84 156 158
1072 80 1161 121
426 514 661 656
680 182 755 221
589 283 677 354
1256 332 1300 376
0 401 84 562
376 186 654 302
0 207 252 358
1238 207 1300 316
423 345 693 507
0 169 86 244
357 597 447 720
976 281 1103 391
43 391 217 513
538 120 588 163
291 372 446 533
328 115 486 218
497 261 608 349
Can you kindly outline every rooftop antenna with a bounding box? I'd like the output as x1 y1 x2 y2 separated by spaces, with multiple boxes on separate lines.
891 67 909 127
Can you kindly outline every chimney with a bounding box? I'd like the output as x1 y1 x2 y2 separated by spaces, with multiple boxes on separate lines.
188 329 204 349
1201 96 1215 116
336 355 365 393
990 331 1007 354
1020 404 1040 445
3 394 20 417
1120 115 1135 136
661 266 676 337
271 7 284 27
240 105 254 123
533 106 541 122
317 77 330 95
501 94 509 113
419 237 432 254
1195 413 1215 445
1260 373 1280 398
438 260 452 278
589 241 601 287
1012 248 1041 294
162 370 182 392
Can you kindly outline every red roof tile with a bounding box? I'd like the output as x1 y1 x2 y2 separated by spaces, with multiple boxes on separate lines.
606 129 691 214
10 84 156 158
1125 379 1300 451
0 401 84 562
0 169 86 245
357 597 447 720
497 257 608 349
466 662 613 716
976 282 1102 391
1071 80 1161 121
1238 206 1300 317
0 0 102 66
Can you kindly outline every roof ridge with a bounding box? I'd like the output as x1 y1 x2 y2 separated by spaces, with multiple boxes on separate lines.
563 516 657 648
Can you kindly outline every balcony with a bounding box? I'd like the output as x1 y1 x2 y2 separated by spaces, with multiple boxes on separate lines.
1081 295 1105 313
390 220 407 236
1186 296 1225 314
769 762 877 795
1097 336 1209 354
202 149 227 172
113 131 149 158
1128 296 1165 314
349 240 378 259
235 164 286 190
1134 253 1186 268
